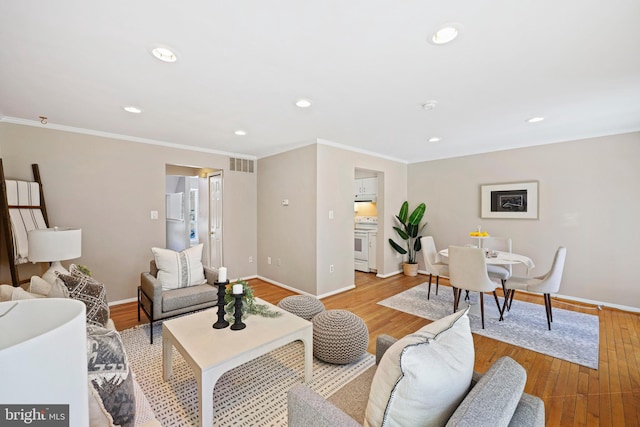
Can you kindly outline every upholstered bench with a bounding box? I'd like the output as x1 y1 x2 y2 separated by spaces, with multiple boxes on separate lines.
312 309 368 364
277 295 325 320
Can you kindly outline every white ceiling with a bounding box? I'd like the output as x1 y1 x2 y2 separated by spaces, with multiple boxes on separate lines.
1 1 639 163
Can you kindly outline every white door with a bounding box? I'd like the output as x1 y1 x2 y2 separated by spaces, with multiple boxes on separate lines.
209 173 223 269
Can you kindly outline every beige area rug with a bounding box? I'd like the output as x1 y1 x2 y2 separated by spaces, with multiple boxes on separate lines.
120 323 375 426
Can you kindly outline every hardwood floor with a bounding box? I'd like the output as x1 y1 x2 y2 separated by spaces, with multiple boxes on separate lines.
110 272 640 426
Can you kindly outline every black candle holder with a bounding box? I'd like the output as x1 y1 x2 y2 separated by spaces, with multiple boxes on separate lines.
230 292 246 330
212 280 229 329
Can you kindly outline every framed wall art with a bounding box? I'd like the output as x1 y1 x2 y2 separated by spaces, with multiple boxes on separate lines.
480 181 538 219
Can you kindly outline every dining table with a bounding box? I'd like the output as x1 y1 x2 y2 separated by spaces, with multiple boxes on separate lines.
438 248 535 272
438 247 535 319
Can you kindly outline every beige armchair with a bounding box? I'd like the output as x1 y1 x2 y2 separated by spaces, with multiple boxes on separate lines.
138 260 220 343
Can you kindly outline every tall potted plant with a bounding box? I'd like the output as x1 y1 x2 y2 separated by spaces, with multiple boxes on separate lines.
389 201 427 276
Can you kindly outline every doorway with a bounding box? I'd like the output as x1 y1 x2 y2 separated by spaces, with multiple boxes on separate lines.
165 164 222 268
354 168 383 275
208 172 223 269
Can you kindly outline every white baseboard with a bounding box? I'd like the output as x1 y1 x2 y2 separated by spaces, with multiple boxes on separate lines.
413 271 639 313
111 273 639 314
376 270 403 278
551 292 639 313
109 297 137 306
256 276 316 297
317 285 356 299
256 276 355 300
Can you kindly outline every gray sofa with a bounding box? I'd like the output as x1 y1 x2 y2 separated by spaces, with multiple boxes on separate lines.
138 260 220 343
288 334 545 427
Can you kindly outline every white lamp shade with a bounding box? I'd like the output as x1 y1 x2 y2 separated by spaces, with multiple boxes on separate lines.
0 299 89 426
28 227 82 262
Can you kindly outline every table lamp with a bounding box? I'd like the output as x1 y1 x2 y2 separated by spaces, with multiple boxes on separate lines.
0 298 89 426
28 227 82 283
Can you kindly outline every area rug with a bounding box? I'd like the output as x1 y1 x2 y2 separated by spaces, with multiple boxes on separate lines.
120 323 375 426
378 283 599 369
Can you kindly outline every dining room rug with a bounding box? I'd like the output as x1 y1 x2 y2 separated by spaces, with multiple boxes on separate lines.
120 323 375 426
377 283 599 369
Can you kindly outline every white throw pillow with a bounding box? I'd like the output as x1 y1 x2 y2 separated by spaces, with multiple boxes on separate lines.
11 287 37 300
152 244 206 291
29 275 52 296
29 275 70 298
42 264 70 286
0 284 15 302
364 307 474 427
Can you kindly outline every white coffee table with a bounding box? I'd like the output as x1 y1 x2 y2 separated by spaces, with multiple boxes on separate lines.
162 298 313 427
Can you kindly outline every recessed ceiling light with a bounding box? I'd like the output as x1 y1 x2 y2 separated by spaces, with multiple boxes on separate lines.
527 116 545 123
151 47 177 63
295 98 312 108
428 137 441 142
234 130 247 136
430 23 462 45
123 106 143 114
420 100 438 110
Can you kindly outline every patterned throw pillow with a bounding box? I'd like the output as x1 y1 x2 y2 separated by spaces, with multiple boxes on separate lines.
57 268 109 327
151 243 207 291
87 325 136 427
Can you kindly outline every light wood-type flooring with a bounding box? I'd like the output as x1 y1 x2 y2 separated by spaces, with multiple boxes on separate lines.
110 272 640 426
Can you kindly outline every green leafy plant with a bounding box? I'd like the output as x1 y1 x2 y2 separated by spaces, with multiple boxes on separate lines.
76 265 92 276
388 201 427 264
224 280 281 322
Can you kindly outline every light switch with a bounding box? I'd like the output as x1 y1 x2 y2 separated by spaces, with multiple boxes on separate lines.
329 210 334 219
150 210 159 220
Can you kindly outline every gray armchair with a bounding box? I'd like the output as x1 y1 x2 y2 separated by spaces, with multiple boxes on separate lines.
138 260 220 343
288 335 545 427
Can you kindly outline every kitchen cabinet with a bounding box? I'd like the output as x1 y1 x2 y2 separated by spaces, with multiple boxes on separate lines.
368 232 377 272
354 177 377 196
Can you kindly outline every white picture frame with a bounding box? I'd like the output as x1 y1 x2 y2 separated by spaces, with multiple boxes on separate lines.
480 181 538 219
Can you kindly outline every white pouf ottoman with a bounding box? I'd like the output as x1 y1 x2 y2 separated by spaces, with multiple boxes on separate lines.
312 309 369 364
277 295 325 321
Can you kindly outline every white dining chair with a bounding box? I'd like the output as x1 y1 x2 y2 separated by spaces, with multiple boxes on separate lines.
448 246 502 329
484 237 512 296
501 246 567 330
421 236 449 300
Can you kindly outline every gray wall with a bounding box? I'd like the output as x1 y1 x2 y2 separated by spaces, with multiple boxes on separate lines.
5 120 635 309
0 122 258 302
257 144 318 294
408 131 640 309
257 141 407 296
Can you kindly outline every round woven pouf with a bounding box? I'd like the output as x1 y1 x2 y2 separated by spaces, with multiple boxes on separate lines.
277 295 325 321
312 310 369 365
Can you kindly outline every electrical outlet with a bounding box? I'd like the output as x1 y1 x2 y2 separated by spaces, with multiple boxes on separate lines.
150 210 158 220
267 257 272 265
329 264 335 273
329 210 334 219
249 256 253 263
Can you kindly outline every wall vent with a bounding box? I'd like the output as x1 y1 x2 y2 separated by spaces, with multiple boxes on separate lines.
229 158 254 173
